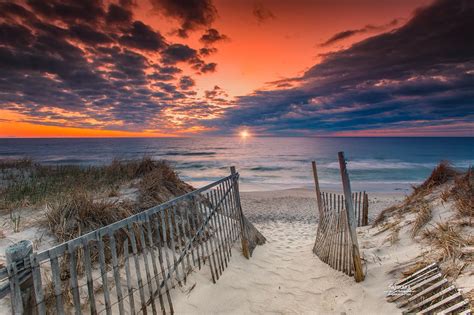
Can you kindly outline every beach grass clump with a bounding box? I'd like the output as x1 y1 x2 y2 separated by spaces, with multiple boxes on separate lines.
0 158 33 170
411 200 432 237
412 161 458 197
373 162 462 228
422 222 473 260
138 162 194 209
44 191 137 244
451 167 473 219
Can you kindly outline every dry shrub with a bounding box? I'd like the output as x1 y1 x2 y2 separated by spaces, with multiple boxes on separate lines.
138 161 194 209
440 187 451 202
411 201 432 237
451 167 473 219
42 276 75 313
422 222 473 260
466 289 474 309
443 260 467 280
45 192 136 243
0 158 33 170
413 161 458 195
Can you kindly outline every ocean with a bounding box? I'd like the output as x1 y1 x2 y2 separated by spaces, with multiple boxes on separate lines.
0 137 472 192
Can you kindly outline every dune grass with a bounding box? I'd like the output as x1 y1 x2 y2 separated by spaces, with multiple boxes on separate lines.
422 222 474 260
373 161 460 227
0 157 187 213
411 200 432 237
1 157 195 247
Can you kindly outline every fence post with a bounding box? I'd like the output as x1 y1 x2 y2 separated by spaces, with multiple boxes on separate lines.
230 166 250 259
338 152 365 282
362 192 369 226
6 240 34 314
311 161 323 217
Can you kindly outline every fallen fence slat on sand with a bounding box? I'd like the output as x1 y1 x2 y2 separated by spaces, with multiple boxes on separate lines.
0 167 266 314
312 152 366 282
386 263 472 314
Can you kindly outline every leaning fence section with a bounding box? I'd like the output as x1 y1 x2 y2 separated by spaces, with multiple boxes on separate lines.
0 168 264 314
312 152 365 282
319 191 369 227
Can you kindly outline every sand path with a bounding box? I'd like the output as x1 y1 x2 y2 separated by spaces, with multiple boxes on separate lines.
173 220 399 314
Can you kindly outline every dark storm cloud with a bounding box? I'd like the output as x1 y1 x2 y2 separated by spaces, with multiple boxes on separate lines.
149 0 218 38
179 76 195 90
253 1 275 24
319 19 400 47
200 28 228 45
161 44 198 64
119 21 166 51
0 2 36 19
0 23 33 47
69 24 112 45
205 85 228 100
27 0 106 24
161 43 217 72
0 0 220 132
199 47 218 56
106 3 133 25
200 62 217 73
213 0 474 135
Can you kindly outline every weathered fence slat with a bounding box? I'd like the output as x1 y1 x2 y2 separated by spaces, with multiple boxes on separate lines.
30 254 46 315
152 216 173 314
216 188 231 264
98 234 113 315
108 231 125 315
171 209 185 282
339 152 365 282
219 184 233 259
67 245 82 315
138 224 158 315
199 201 218 282
83 239 98 315
209 191 225 274
123 240 136 314
128 222 149 314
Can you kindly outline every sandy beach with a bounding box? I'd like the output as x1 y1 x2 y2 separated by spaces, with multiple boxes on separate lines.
1 161 471 314
171 188 408 314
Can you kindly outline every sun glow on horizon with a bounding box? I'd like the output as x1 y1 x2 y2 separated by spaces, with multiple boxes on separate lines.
239 129 250 139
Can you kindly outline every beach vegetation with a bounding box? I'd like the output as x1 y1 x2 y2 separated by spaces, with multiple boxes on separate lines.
0 157 192 215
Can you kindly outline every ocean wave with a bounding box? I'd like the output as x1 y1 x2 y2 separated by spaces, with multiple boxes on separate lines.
176 163 209 169
163 151 216 156
324 160 436 170
247 166 286 171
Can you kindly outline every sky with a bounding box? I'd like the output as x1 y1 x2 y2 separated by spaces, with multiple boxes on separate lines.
0 0 473 137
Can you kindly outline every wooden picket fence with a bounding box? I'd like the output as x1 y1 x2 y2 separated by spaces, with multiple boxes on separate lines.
0 167 265 314
319 191 369 227
312 152 365 282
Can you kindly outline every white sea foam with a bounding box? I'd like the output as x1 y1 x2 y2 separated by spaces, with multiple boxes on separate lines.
325 160 435 170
